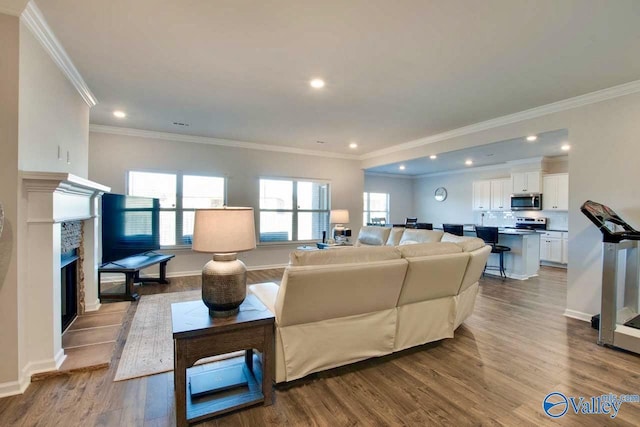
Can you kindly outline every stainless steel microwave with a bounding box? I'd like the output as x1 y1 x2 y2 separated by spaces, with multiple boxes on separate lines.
511 194 542 211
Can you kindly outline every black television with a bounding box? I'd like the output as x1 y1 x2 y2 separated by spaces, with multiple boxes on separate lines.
101 193 161 264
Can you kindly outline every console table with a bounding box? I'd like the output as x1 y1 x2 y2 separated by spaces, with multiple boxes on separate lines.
171 294 275 426
98 252 174 301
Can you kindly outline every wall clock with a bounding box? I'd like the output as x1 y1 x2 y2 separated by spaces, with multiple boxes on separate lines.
434 187 447 202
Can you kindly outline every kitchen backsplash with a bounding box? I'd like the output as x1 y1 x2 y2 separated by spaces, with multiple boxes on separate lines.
473 210 569 231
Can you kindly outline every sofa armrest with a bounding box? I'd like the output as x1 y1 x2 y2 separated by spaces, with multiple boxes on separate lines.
249 282 279 318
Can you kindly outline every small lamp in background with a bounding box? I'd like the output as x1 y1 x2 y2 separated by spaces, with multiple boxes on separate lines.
330 209 350 241
192 207 256 317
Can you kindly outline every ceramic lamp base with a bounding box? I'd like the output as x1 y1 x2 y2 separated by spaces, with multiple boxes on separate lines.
201 253 247 317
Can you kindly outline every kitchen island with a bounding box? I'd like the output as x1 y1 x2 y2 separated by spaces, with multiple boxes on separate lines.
436 225 541 280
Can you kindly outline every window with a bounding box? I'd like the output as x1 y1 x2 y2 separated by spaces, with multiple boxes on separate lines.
128 171 225 246
363 192 390 225
259 178 330 242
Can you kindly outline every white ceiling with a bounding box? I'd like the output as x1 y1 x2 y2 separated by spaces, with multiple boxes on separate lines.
366 129 569 176
36 0 640 155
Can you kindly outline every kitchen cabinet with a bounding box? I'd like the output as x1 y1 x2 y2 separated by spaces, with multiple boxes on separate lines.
539 230 564 264
562 232 568 264
542 173 569 210
472 180 491 211
490 179 512 211
512 171 541 194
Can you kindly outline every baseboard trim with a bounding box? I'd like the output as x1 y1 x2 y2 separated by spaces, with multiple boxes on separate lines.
3 353 68 397
563 309 592 322
483 269 537 281
247 264 287 271
0 377 30 398
85 298 101 312
100 265 287 283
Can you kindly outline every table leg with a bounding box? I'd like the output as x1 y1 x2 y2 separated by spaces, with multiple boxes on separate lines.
159 261 170 284
125 273 139 301
245 349 254 373
262 324 274 406
174 340 188 427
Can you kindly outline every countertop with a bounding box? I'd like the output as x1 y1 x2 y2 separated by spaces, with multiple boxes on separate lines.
434 226 539 236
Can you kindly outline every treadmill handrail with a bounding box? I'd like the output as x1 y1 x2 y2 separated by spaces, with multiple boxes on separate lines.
581 200 640 243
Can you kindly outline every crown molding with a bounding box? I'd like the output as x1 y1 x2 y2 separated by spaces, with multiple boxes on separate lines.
364 171 414 179
20 1 97 107
361 79 640 161
413 162 513 179
0 6 23 16
89 124 361 160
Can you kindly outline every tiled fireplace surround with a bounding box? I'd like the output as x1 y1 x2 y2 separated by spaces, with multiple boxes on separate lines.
22 172 109 376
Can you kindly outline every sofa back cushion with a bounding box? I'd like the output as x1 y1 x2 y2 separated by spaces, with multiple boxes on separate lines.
397 252 470 305
355 226 391 246
398 242 462 258
459 244 492 293
290 246 401 266
385 227 405 246
441 232 486 252
275 259 408 327
398 229 444 245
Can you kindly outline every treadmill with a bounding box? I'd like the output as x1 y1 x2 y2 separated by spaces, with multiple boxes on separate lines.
581 200 640 354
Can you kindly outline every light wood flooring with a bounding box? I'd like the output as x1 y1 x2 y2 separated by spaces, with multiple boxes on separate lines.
1 267 640 426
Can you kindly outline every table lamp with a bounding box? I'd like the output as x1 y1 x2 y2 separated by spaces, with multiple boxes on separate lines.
192 207 256 317
330 209 350 241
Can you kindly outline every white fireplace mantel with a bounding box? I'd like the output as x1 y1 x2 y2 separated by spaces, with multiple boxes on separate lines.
21 171 110 381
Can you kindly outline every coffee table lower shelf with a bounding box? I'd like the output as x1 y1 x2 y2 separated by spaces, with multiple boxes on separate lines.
186 356 264 423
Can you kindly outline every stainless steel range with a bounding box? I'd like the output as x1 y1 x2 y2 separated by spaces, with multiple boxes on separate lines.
508 217 547 230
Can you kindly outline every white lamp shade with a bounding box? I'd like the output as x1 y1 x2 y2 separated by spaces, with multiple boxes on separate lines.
192 207 256 253
330 209 350 224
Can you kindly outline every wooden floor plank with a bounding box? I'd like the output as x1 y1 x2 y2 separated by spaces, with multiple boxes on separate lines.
2 266 640 426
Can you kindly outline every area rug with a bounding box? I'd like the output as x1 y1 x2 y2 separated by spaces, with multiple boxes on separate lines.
114 290 241 381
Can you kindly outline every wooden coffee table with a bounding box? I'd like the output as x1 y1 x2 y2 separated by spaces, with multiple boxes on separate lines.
171 293 275 426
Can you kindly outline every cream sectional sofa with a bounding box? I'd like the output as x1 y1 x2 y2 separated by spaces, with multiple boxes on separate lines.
249 231 491 383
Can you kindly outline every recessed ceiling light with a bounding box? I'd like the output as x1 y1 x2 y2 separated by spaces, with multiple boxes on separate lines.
465 159 473 166
526 135 537 142
349 142 358 149
430 155 437 159
561 144 571 151
113 110 126 118
310 78 325 89
399 165 406 170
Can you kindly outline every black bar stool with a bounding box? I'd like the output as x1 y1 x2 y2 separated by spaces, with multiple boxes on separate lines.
405 217 418 228
475 226 511 278
443 224 464 236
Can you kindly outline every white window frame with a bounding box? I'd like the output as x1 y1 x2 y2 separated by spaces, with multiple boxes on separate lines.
127 170 227 247
258 177 331 243
363 192 390 225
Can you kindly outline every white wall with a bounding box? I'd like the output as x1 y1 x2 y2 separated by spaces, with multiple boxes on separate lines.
414 157 569 230
364 91 640 319
0 17 92 394
18 23 90 177
414 166 512 226
0 12 20 389
89 131 364 275
364 174 414 224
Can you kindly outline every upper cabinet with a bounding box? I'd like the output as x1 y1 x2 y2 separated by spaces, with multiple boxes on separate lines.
490 179 511 211
542 173 569 211
472 180 491 211
511 171 541 194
